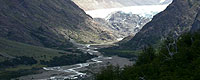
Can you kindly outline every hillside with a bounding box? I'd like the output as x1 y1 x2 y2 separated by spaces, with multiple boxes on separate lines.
122 0 200 50
191 10 200 32
95 0 200 80
0 38 95 79
96 31 200 80
0 0 116 79
0 0 116 49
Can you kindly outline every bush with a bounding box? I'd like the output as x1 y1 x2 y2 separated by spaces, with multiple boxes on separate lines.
41 53 96 67
0 56 37 68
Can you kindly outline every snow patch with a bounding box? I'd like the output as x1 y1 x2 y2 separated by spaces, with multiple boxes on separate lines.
160 0 166 3
117 38 124 41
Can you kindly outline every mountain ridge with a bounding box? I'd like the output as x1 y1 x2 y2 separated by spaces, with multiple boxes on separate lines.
122 0 200 50
0 0 116 49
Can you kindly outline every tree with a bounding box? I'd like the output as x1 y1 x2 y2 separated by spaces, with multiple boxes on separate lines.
137 46 156 65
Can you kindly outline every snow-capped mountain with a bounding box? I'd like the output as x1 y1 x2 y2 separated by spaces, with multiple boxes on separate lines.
72 0 173 39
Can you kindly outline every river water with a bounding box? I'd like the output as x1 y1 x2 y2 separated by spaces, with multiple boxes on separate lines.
17 40 133 80
42 44 113 80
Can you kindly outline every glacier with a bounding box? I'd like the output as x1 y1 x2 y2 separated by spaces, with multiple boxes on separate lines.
86 4 170 19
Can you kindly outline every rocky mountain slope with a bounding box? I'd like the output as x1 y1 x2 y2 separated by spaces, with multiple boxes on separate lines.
122 0 200 50
107 11 151 37
72 0 172 11
0 0 115 49
95 11 151 38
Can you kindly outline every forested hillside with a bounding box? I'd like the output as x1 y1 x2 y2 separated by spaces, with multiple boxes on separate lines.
96 31 200 80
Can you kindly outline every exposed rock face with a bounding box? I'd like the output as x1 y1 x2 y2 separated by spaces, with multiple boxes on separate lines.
106 11 151 37
72 0 173 11
0 0 116 48
122 0 200 50
93 18 120 37
94 12 151 39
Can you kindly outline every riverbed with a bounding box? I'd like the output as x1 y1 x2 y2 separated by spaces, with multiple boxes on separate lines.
17 41 133 80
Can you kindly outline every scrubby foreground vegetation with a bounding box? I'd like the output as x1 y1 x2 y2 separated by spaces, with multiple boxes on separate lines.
96 31 200 80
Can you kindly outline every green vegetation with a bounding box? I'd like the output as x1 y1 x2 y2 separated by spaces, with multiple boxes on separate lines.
41 53 96 67
0 56 37 69
0 38 64 61
0 68 40 80
96 32 200 80
0 0 115 47
0 38 95 79
99 49 138 60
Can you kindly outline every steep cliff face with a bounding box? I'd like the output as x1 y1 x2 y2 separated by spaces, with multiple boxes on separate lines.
123 0 200 50
72 0 172 11
0 0 115 48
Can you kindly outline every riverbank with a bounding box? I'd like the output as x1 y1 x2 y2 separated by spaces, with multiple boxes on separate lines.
17 42 133 80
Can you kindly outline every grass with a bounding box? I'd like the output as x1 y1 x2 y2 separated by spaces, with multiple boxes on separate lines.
4 64 45 72
101 49 136 54
0 68 40 80
0 38 68 62
0 38 88 79
99 49 140 59
0 38 70 73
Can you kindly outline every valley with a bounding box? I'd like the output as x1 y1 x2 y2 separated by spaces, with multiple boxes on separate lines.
1 0 200 80
17 41 133 80
0 0 171 79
